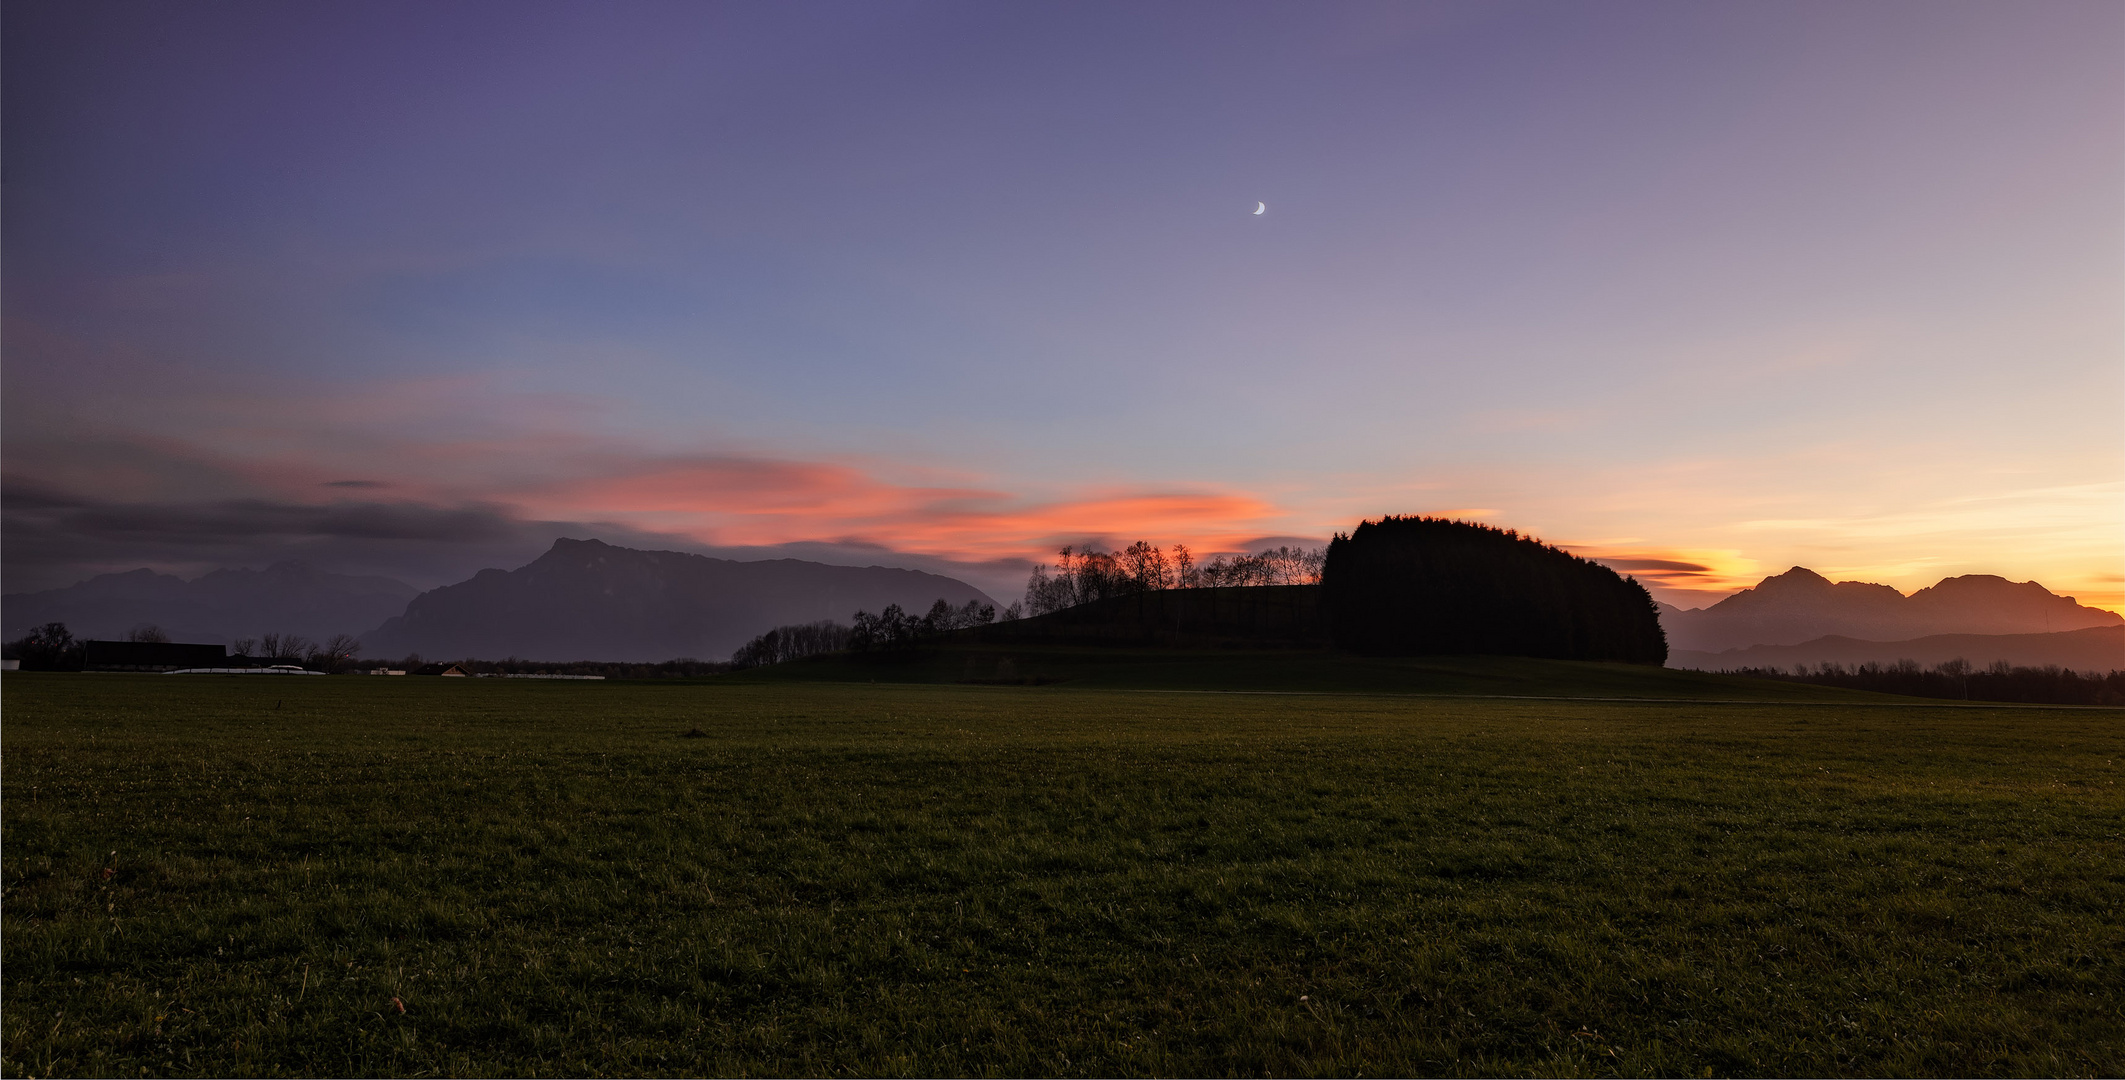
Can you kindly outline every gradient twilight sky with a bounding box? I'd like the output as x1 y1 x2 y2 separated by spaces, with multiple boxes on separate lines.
5 0 2121 608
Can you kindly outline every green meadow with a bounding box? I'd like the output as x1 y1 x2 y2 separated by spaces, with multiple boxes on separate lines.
3 664 2121 1077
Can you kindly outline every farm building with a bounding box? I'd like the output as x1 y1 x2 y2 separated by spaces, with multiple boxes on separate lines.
81 640 227 672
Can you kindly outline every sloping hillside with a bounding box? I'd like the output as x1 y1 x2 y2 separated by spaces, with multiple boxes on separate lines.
363 538 996 662
966 585 1325 649
1670 625 2125 674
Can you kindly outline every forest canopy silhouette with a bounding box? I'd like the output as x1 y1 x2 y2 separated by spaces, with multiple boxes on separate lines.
1022 542 1323 615
1322 516 1666 663
728 523 1672 665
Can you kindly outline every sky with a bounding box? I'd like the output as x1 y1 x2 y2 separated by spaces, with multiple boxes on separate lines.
5 0 2121 610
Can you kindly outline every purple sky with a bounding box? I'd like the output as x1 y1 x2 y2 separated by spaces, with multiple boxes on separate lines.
5 0 2121 608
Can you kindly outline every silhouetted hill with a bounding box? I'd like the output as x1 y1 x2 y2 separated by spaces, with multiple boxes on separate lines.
1670 625 2125 674
1660 568 2119 652
1323 517 1665 663
2 563 418 645
362 538 997 662
964 585 1326 649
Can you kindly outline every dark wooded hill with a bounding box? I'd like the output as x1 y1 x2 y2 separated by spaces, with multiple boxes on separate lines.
363 538 997 662
1323 517 1665 663
1659 567 2120 652
2 563 418 646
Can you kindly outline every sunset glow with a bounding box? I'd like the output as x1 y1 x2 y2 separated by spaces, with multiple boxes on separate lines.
4 2 2118 613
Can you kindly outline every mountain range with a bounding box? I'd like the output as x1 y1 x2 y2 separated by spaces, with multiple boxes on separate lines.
10 547 2118 669
361 538 998 662
1657 567 2120 654
2 562 419 646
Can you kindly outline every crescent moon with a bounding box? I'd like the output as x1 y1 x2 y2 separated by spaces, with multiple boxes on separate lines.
1254 202 1266 215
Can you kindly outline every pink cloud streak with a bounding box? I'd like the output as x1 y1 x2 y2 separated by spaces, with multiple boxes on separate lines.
512 456 1287 560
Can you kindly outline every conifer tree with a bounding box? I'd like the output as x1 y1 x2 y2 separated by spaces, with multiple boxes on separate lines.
1322 516 1666 663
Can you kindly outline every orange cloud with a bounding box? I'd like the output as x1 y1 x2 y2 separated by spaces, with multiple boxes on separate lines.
509 454 1289 563
16 346 2113 610
1560 544 1766 607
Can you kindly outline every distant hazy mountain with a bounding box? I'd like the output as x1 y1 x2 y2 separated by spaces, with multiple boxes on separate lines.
2 563 419 645
1670 625 2125 675
363 538 999 662
1659 567 2120 653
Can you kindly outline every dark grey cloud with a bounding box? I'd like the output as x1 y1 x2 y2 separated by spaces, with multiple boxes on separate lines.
58 499 519 544
1235 535 1331 554
1596 557 1715 573
0 477 93 512
1 478 1025 598
2 479 540 590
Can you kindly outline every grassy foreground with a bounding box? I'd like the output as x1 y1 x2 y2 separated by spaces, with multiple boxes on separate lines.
3 672 2121 1076
726 644 1894 700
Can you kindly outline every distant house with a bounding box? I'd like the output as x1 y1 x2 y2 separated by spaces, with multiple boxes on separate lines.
82 640 227 672
439 664 469 677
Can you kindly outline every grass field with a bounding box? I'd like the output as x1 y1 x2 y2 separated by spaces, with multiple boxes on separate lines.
728 644 1893 700
4 668 2122 1076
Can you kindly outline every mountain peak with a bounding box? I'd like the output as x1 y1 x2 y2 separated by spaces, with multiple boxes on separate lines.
1908 574 2122 627
1664 566 2121 651
1719 567 1903 611
1911 573 2043 601
1751 566 1833 592
1748 566 1904 597
110 568 181 582
541 537 622 566
367 539 997 662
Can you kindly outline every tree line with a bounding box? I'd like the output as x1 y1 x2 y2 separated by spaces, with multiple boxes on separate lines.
1 622 362 671
1721 658 2125 706
4 622 82 670
0 622 735 676
1022 542 1325 616
732 542 1331 666
730 621 851 668
731 597 1002 664
850 598 997 652
233 632 363 668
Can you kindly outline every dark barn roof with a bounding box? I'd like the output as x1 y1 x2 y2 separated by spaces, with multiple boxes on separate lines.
81 640 227 671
